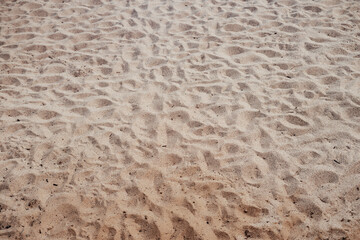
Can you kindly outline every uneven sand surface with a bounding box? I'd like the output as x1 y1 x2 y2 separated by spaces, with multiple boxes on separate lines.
1 0 360 239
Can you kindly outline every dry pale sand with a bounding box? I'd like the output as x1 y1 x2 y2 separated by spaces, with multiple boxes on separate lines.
1 0 360 239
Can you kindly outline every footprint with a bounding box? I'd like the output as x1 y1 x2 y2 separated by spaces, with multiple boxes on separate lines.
96 58 108 65
169 110 189 122
44 65 66 74
205 36 222 42
242 225 278 239
152 94 163 111
257 49 281 58
129 215 161 239
31 9 48 17
170 216 200 240
203 151 220 170
241 162 263 182
71 69 87 77
120 30 145 40
324 108 341 120
247 19 260 26
11 33 35 41
38 110 59 120
348 161 360 175
183 198 195 214
9 68 26 74
109 133 123 148
246 93 262 109
290 196 322 220
145 58 166 67
187 121 203 128
222 143 239 154
73 42 88 51
62 84 82 92
176 66 185 78
305 42 320 51
22 2 42 9
346 107 360 118
344 185 360 202
323 229 349 240
165 154 182 165
223 12 239 18
321 76 338 85
275 63 289 70
178 23 193 31
225 69 240 78
322 29 342 38
5 109 21 117
101 67 112 75
72 33 98 41
39 75 63 83
330 47 348 55
41 202 82 237
281 25 300 32
166 128 183 147
147 19 160 30
71 107 90 116
304 6 322 13
241 204 267 217
90 99 113 108
48 33 67 40
237 82 250 91
211 105 227 115
285 115 309 126
0 77 20 86
226 46 245 56
0 53 10 60
311 170 339 186
257 151 288 171
194 125 215 136
244 6 257 12
97 226 117 240
214 230 230 240
278 43 298 51
224 24 245 32
160 66 172 78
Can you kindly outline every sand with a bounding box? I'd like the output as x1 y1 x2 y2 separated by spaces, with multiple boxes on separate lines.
1 0 360 239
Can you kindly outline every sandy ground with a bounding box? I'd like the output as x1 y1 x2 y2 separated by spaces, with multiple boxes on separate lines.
1 0 360 239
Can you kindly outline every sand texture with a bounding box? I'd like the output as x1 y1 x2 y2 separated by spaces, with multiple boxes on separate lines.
1 0 360 239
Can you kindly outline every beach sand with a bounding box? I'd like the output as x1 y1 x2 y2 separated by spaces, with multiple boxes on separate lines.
1 0 360 239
